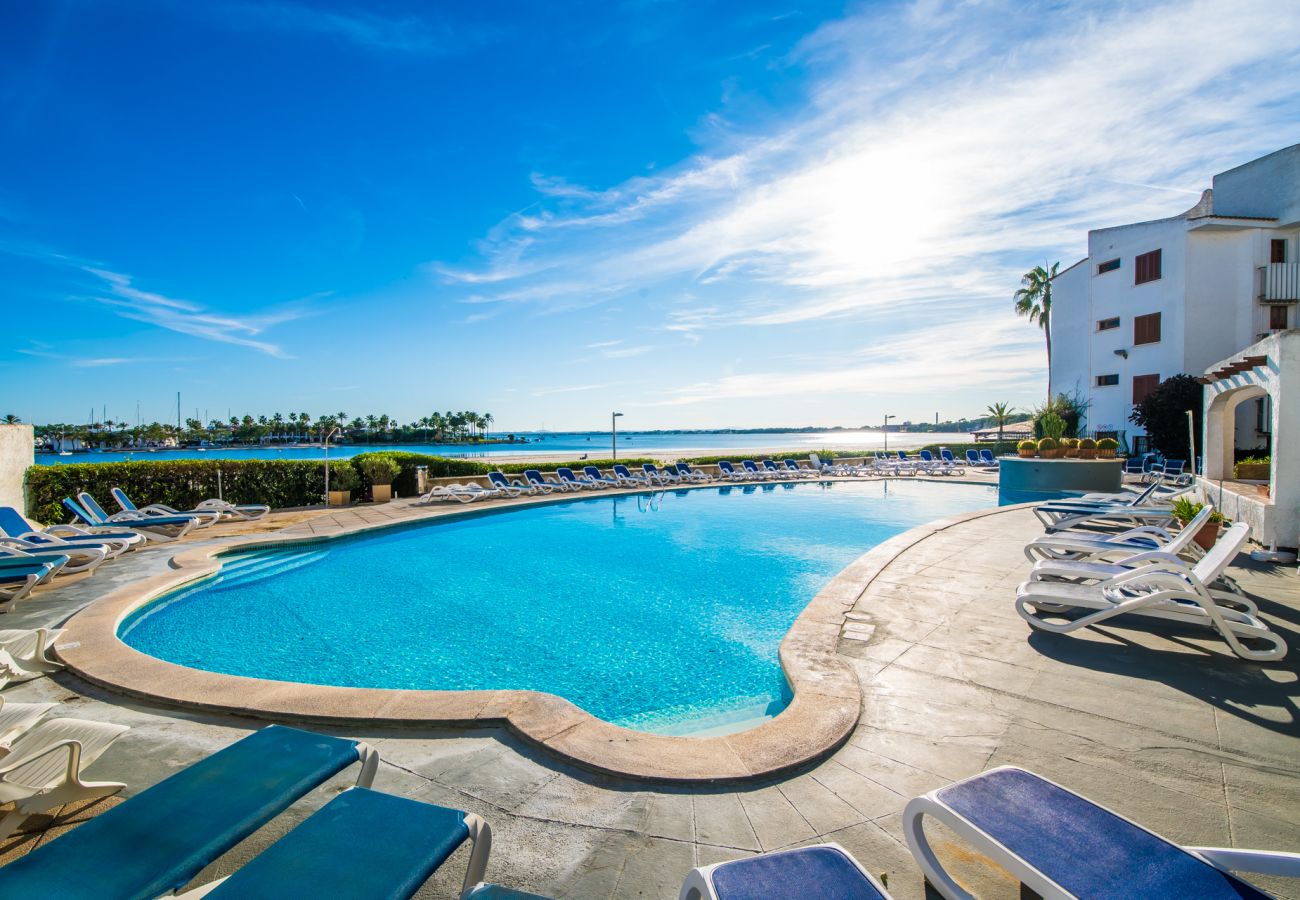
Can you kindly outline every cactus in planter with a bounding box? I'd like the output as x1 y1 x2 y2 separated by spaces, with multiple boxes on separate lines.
1096 437 1118 458
1078 438 1098 459
1018 440 1038 458
1037 437 1060 458
1062 437 1080 457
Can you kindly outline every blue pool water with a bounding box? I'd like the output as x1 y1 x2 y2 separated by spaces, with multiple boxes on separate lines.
121 481 996 734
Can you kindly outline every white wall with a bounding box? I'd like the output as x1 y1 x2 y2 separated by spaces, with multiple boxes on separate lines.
1212 144 1300 226
0 425 34 517
1048 259 1090 402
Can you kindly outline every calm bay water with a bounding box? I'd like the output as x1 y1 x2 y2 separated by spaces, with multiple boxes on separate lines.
35 430 975 465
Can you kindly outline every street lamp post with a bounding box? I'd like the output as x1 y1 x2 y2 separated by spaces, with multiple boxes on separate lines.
323 426 340 503
883 414 895 454
611 412 624 460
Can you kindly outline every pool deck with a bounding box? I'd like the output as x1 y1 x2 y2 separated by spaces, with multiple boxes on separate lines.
1 483 1298 897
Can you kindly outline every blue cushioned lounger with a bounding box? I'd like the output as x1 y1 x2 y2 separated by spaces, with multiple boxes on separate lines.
904 766 1293 899
680 843 890 899
0 724 378 900
204 787 491 900
66 494 198 542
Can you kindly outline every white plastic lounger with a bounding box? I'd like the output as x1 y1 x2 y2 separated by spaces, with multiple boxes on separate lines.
66 497 197 542
1024 505 1212 563
523 469 566 492
93 490 220 529
111 487 268 522
583 466 620 487
716 461 748 482
0 565 53 607
486 472 530 496
0 697 56 752
904 766 1297 900
0 553 71 586
0 717 131 838
558 467 604 490
419 483 497 504
0 506 143 554
1035 503 1178 534
642 463 678 485
675 463 712 483
0 542 106 575
680 843 891 899
612 464 650 486
1016 524 1285 660
0 627 64 674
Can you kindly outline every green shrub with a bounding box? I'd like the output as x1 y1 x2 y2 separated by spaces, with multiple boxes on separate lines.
1078 438 1097 449
327 461 359 493
1097 438 1118 450
1236 455 1270 466
1037 437 1058 450
23 459 331 524
1060 437 1078 448
1170 497 1225 525
1018 440 1037 451
1037 411 1066 442
356 454 400 485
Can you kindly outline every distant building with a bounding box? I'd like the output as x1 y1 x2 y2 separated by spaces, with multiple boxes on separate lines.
1050 144 1300 453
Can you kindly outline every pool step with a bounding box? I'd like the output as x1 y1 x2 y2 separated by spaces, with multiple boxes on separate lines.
215 549 329 588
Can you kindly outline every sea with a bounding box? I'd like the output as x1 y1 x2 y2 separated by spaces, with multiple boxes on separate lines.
34 431 976 465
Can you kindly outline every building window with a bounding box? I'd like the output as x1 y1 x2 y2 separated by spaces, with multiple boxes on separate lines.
1096 374 1119 387
1271 305 1288 330
1096 258 1121 274
1135 249 1162 285
1097 316 1120 331
1272 239 1287 264
1133 312 1161 345
1132 373 1159 404
1257 396 1272 434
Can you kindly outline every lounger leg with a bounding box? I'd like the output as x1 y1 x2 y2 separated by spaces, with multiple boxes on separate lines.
355 741 379 788
903 798 976 900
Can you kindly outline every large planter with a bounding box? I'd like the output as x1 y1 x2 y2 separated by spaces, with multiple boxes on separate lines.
1040 448 1062 459
1018 449 1036 458
1097 449 1116 459
1181 518 1220 551
1064 447 1079 458
372 484 393 503
1235 463 1270 480
1078 449 1097 459
328 490 351 507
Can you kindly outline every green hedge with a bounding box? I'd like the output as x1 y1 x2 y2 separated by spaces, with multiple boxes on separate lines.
24 459 331 525
916 441 1021 458
351 452 485 497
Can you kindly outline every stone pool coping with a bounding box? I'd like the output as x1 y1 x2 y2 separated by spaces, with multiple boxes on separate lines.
57 480 1014 783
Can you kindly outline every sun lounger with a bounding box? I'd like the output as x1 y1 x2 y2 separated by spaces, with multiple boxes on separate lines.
675 462 712 483
186 786 492 899
1025 505 1211 563
89 489 219 529
111 487 267 523
681 843 891 899
0 724 377 898
0 697 56 751
66 496 198 542
783 458 816 478
0 717 131 838
1146 458 1187 485
979 448 997 466
715 461 748 482
612 464 650 486
0 541 105 575
742 460 774 480
1016 523 1284 660
486 471 530 496
643 463 679 485
558 467 604 490
419 483 497 504
523 469 565 492
0 552 71 584
0 506 138 557
904 766 1297 900
0 564 55 606
0 627 64 674
939 449 966 473
583 466 620 487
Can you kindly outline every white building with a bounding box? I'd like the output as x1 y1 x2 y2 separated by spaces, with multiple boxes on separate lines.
1050 144 1300 454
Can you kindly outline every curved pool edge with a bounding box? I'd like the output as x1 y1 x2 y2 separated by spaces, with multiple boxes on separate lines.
56 483 1017 784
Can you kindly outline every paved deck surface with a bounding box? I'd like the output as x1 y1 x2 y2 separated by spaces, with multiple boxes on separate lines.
1 499 1297 898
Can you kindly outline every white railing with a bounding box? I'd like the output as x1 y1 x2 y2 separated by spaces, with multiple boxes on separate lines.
1257 263 1300 303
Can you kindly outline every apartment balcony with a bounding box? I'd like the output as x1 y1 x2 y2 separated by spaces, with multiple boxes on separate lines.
1257 263 1300 304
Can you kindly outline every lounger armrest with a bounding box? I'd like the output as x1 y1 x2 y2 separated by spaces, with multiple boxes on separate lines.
1189 847 1300 878
0 737 82 781
1113 525 1175 542
1102 563 1194 589
1110 550 1190 569
459 812 493 898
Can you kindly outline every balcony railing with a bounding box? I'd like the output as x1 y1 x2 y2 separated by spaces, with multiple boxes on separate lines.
1257 263 1300 303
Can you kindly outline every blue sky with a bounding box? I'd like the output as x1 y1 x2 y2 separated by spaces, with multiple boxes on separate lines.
4 0 1299 431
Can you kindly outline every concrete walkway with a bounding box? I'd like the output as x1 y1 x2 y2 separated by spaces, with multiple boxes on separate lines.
1 503 1297 898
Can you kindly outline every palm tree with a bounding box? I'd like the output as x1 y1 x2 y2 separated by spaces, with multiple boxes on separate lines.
1014 262 1059 397
985 402 1015 443
2 414 19 424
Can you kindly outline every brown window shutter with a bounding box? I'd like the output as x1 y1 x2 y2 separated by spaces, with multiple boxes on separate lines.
1134 312 1161 345
1272 240 1287 264
1135 249 1162 285
1132 374 1159 404
1271 305 1288 330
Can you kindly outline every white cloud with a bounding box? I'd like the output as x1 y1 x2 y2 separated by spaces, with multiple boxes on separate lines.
83 268 301 357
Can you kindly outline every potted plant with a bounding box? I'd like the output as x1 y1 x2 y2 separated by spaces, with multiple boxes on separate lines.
1170 497 1226 551
327 461 358 507
1062 437 1080 458
1037 437 1060 459
359 455 400 503
1018 439 1038 458
1234 456 1270 480
1096 437 1118 459
1077 438 1097 459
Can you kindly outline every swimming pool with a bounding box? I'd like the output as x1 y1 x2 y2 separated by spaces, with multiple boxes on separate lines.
120 481 997 734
